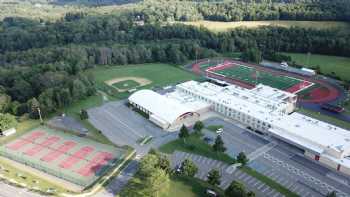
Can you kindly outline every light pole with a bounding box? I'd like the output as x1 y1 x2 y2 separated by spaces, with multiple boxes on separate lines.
37 107 43 125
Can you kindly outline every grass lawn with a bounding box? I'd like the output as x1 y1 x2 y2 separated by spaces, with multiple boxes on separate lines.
59 94 113 145
87 63 199 99
159 134 235 164
161 175 225 197
241 167 298 197
284 53 350 81
0 157 69 195
206 125 223 132
0 119 40 145
180 20 350 33
298 108 350 130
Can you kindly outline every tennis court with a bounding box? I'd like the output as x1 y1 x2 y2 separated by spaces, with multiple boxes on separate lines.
0 126 127 187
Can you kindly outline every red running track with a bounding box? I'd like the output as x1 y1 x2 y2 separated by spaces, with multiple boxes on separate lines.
286 81 313 93
6 131 45 151
59 146 94 169
24 136 60 156
192 59 341 103
41 141 76 162
77 152 113 177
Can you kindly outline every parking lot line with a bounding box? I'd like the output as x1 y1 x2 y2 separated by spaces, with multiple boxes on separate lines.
243 175 251 182
257 183 266 190
238 173 246 179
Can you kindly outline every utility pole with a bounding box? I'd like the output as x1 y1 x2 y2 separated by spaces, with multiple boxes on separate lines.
37 107 43 125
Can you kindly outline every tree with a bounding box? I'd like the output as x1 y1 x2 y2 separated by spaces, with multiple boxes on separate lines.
207 169 221 186
0 113 17 133
178 124 189 143
225 181 247 197
241 48 262 63
80 109 89 120
326 191 337 197
193 120 204 134
247 191 256 197
213 135 226 152
181 159 198 177
27 98 40 119
122 153 170 197
237 152 249 166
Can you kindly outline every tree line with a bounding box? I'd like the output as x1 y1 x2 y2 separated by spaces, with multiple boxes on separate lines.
1 13 350 118
137 0 350 22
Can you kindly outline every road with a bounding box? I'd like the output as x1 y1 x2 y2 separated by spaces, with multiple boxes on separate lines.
0 182 43 197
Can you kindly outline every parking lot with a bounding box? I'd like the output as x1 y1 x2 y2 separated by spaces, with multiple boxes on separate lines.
88 100 178 155
170 151 283 197
203 117 350 197
88 101 350 197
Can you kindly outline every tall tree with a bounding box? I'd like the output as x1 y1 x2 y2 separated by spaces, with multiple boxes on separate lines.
225 181 247 197
326 191 337 197
237 152 249 166
207 169 221 186
179 124 189 143
0 113 17 133
213 135 226 152
193 120 204 134
181 159 198 177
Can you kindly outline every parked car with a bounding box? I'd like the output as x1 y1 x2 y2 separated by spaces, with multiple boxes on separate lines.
216 128 223 134
203 136 213 143
205 189 217 197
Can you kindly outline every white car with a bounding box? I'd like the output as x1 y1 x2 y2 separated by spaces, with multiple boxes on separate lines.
216 128 223 134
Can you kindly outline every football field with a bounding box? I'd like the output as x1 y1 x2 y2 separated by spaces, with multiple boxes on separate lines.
209 63 304 90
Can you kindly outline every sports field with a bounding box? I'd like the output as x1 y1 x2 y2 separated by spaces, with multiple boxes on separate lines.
205 61 311 92
0 126 127 187
112 80 140 89
89 63 199 99
212 65 302 90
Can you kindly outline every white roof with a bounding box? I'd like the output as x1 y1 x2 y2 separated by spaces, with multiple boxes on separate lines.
271 112 350 157
128 90 195 124
176 80 350 159
177 81 292 119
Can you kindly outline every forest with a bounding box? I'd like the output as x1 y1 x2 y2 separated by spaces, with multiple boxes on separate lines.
138 0 350 22
0 0 349 119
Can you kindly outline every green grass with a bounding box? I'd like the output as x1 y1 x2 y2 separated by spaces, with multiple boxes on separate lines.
88 63 199 99
161 175 225 197
298 108 350 130
180 20 350 33
159 134 235 164
0 119 41 145
206 125 223 132
284 53 350 81
0 157 69 195
112 80 140 90
60 94 113 145
241 167 298 197
214 65 301 89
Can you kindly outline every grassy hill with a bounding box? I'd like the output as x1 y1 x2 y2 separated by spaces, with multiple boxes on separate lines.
283 53 350 81
180 20 350 33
